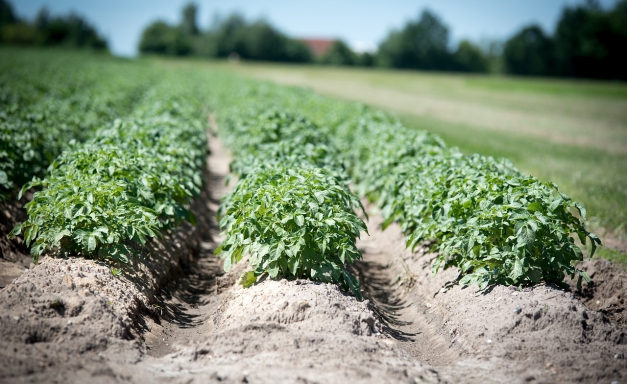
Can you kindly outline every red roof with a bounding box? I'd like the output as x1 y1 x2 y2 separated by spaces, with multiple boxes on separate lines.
300 38 334 57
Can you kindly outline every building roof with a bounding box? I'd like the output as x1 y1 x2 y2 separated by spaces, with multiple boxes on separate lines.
299 38 334 57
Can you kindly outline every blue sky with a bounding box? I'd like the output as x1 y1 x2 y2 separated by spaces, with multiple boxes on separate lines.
12 0 620 56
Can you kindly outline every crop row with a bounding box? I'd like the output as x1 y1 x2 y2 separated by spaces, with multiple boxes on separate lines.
214 108 366 296
10 76 207 265
0 50 156 198
333 113 599 289
4 49 600 291
207 75 599 290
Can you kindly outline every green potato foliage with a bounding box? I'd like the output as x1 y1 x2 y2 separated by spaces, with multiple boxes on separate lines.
216 107 367 296
337 114 600 290
380 151 599 290
229 140 343 181
223 107 345 182
203 75 600 291
0 50 154 198
223 107 329 153
216 163 366 297
10 84 207 264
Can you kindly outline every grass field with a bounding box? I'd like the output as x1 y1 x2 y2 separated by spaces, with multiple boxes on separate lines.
200 61 627 261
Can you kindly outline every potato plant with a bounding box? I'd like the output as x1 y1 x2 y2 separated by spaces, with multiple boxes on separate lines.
216 108 367 296
205 75 600 290
216 163 366 296
0 50 154 198
381 151 599 289
5 51 601 292
10 81 207 264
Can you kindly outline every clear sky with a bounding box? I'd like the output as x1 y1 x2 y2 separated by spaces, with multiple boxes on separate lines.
12 0 620 57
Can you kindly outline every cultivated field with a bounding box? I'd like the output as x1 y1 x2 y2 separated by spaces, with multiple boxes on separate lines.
221 62 627 261
1 49 626 383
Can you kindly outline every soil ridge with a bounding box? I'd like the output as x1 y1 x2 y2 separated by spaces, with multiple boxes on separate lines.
357 206 627 383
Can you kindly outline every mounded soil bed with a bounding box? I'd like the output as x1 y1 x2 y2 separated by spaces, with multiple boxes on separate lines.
355 207 627 383
1 135 626 384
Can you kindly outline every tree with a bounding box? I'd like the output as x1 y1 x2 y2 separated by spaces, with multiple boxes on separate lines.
0 0 16 27
240 21 286 60
138 21 190 56
181 3 199 36
212 13 247 57
357 52 375 67
1 0 36 45
553 1 627 79
553 3 604 77
139 21 172 54
454 40 489 72
377 9 455 70
606 0 627 79
283 38 312 63
198 13 311 62
320 40 356 66
43 13 107 49
34 7 50 31
137 5 312 63
503 25 553 76
481 40 505 74
1 1 107 49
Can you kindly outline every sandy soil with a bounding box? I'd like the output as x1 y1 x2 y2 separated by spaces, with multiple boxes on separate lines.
575 258 627 326
355 207 627 383
0 135 218 383
1 135 626 384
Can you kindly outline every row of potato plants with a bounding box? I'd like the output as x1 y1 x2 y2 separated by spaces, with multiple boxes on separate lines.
206 75 599 290
9 76 207 265
0 49 156 198
332 112 600 289
213 107 367 296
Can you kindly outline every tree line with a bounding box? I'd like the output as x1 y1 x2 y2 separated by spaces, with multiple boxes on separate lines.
0 0 107 50
503 1 627 79
1 0 625 80
138 4 312 63
138 1 627 80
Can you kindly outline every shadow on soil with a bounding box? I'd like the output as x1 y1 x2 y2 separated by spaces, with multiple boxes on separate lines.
354 259 420 342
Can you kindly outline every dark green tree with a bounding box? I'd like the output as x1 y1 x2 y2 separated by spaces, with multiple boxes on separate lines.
607 1 627 79
199 14 310 62
181 3 199 36
283 38 313 63
0 0 16 27
503 25 553 76
357 52 375 67
1 2 107 50
138 21 173 54
138 21 190 56
34 7 50 31
212 13 247 57
377 9 455 70
1 1 36 45
454 40 489 72
240 20 286 60
553 0 627 79
137 4 311 62
481 40 505 74
40 13 107 49
320 40 356 66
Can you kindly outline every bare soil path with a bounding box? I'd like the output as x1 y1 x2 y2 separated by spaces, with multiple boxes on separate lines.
356 206 627 383
140 131 234 359
114 137 443 383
